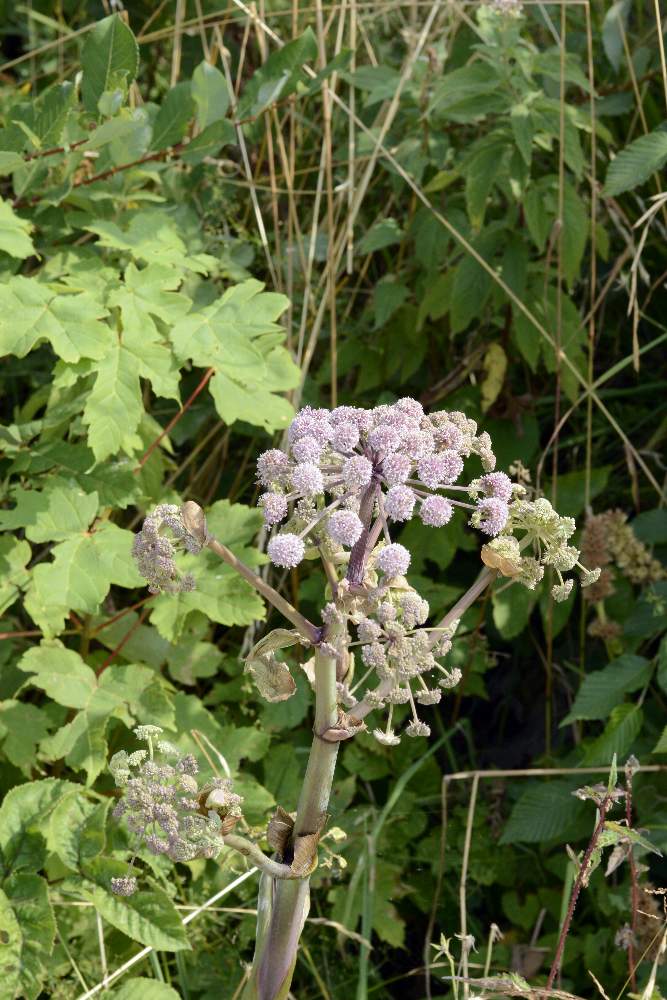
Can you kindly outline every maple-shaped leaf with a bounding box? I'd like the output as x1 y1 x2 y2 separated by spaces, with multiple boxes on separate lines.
0 277 109 361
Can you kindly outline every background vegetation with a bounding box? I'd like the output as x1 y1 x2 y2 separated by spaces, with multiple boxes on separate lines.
0 1 666 997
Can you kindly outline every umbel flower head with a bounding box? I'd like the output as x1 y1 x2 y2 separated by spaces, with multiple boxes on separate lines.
256 399 511 580
109 726 243 895
481 497 601 602
132 504 201 594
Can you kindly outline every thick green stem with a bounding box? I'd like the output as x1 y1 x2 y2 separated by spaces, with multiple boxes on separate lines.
245 639 341 1000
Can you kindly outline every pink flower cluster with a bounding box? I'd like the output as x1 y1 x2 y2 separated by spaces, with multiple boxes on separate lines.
256 399 512 576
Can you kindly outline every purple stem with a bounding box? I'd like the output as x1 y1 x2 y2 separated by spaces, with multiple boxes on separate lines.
346 480 380 584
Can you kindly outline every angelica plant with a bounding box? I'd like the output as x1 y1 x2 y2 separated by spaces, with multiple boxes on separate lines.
117 398 601 1000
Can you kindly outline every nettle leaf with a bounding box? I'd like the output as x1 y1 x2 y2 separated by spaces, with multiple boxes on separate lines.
583 704 644 764
562 654 652 723
24 522 143 637
500 780 590 844
0 887 22 999
81 857 190 951
81 14 139 115
0 537 31 615
0 199 35 258
0 278 109 361
170 279 298 432
192 61 230 128
603 128 667 196
0 702 50 776
0 778 79 875
48 793 110 871
3 873 55 1000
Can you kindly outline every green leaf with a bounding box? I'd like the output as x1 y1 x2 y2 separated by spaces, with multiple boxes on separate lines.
603 128 667 196
492 581 536 639
181 118 237 164
3 874 55 1000
0 702 50 776
602 0 631 72
81 857 190 951
652 725 667 754
152 83 195 151
0 888 22 999
561 654 652 723
48 794 110 871
192 61 230 128
83 340 144 461
19 643 98 709
373 278 409 328
465 136 506 227
26 484 99 543
0 199 35 258
0 778 78 874
500 780 590 844
24 656 155 782
113 980 182 1000
583 704 643 764
24 522 143 637
358 218 403 254
81 14 139 115
561 182 589 288
150 546 265 641
429 63 506 123
449 229 502 333
170 279 297 432
237 29 318 120
0 537 31 616
511 104 534 165
631 508 667 544
85 209 215 274
0 151 24 174
0 278 109 361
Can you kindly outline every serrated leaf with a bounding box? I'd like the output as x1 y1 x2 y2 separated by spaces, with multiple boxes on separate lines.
652 725 667 754
48 794 110 871
170 279 297 432
3 874 55 1000
83 340 144 461
24 522 143 637
85 210 215 274
0 888 22 998
19 643 98 710
562 654 652 723
0 537 31 616
0 702 50 776
500 780 590 844
603 129 667 196
192 62 230 128
81 857 190 951
605 821 662 855
0 277 109 361
465 136 506 227
0 199 35 258
113 980 182 1000
0 778 79 874
26 484 99 543
152 82 195 151
584 704 643 764
81 14 139 115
